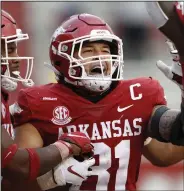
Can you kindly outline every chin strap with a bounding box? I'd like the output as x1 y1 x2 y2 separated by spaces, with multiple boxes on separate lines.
64 77 81 86
44 62 60 75
22 79 34 87
44 62 63 82
1 77 34 92
1 77 18 92
44 62 112 93
13 71 35 87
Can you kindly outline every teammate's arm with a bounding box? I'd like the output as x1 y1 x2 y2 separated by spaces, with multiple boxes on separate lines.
2 125 93 182
2 127 61 181
158 2 184 105
146 1 184 91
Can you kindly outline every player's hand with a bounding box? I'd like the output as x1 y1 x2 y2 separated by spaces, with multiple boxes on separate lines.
156 40 184 96
54 157 95 186
58 132 94 158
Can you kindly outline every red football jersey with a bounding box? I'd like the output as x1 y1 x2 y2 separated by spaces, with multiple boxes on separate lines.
1 91 14 191
1 91 14 138
13 77 166 191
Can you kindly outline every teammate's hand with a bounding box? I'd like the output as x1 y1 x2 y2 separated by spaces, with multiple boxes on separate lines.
156 40 183 96
58 132 94 157
54 157 95 186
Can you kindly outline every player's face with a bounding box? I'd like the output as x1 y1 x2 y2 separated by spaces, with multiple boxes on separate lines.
74 42 111 76
1 40 20 77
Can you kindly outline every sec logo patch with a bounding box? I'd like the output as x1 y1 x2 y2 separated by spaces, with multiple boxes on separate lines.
51 106 72 125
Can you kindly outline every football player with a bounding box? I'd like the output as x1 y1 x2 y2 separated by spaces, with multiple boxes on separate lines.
12 13 184 191
1 10 94 190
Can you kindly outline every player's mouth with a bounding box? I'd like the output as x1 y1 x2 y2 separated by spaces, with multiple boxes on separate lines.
11 66 20 72
10 63 20 72
89 63 108 75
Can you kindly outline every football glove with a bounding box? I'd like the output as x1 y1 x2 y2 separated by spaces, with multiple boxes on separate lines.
37 157 95 190
54 157 95 186
58 132 94 158
156 40 183 97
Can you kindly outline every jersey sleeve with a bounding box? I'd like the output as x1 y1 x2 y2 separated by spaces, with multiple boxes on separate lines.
12 88 54 143
12 89 33 127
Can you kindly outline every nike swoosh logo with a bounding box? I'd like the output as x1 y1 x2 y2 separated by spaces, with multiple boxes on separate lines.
117 104 134 112
68 165 85 179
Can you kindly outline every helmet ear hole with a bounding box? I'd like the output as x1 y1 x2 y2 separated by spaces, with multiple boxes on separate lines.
69 65 82 78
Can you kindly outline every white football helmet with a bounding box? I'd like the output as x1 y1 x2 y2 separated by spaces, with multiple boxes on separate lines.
48 13 124 93
1 10 34 92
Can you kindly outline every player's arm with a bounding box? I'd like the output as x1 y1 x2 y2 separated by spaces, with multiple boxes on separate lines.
12 89 45 148
146 76 184 145
2 126 93 183
14 122 44 148
148 105 184 146
143 138 184 167
2 126 61 181
143 104 184 166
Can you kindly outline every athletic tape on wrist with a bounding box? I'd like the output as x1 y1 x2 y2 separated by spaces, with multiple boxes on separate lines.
37 170 57 190
52 141 72 161
52 168 57 184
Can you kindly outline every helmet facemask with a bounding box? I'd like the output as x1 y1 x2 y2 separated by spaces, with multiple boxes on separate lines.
57 30 124 93
1 29 34 92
